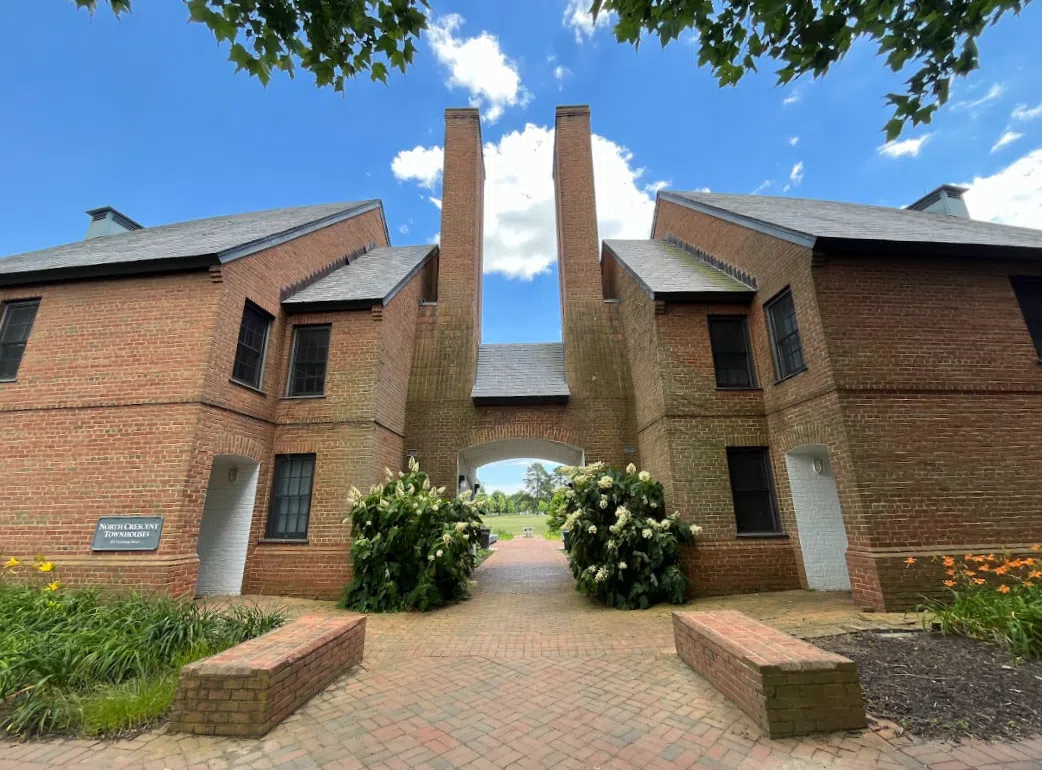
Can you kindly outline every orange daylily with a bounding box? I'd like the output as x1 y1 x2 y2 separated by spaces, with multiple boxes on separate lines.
943 580 956 587
997 584 1011 594
974 578 986 585
1029 571 1041 579
986 554 997 562
904 557 917 565
978 564 991 572
945 569 956 577
1031 544 1041 552
942 556 955 567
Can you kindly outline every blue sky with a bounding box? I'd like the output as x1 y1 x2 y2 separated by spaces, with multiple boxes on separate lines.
2 0 1041 493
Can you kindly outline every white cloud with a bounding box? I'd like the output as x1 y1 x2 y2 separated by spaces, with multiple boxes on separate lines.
426 14 529 123
391 145 443 189
390 123 661 280
953 82 1004 112
429 232 441 245
751 180 773 194
1012 103 1042 121
789 161 804 186
563 0 613 43
429 197 442 210
398 224 409 234
782 88 801 106
553 65 571 88
789 136 799 146
878 133 934 158
991 130 1024 153
963 147 1042 229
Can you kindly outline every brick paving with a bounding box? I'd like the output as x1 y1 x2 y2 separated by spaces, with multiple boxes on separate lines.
2 538 1041 769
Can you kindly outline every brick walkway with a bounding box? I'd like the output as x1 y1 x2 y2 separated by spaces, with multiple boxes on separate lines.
2 539 1041 769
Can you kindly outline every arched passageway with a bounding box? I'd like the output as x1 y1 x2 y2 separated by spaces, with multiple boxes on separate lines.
456 437 584 493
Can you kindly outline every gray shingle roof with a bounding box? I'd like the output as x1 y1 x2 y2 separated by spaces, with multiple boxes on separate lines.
471 343 570 404
662 191 1042 254
282 244 437 309
603 239 756 301
0 201 381 285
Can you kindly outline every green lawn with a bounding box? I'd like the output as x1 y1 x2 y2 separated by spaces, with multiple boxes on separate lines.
481 513 559 540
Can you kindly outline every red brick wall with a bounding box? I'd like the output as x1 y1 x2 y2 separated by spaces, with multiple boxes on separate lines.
0 208 393 598
169 614 366 737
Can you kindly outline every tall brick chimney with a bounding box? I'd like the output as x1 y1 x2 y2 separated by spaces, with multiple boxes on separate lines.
553 105 602 315
438 107 485 340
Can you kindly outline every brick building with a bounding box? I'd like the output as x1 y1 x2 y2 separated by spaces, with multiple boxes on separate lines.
2 106 1040 610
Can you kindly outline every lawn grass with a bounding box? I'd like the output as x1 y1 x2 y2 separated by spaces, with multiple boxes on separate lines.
482 513 559 540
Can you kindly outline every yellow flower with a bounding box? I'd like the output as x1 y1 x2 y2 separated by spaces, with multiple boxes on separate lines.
3 557 19 569
37 561 55 573
44 581 61 592
997 584 1011 594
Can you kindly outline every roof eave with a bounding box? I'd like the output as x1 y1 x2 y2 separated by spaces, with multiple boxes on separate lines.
0 254 219 288
472 393 570 406
815 236 1042 261
654 289 757 304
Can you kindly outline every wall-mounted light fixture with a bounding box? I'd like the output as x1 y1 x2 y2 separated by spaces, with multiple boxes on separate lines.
228 466 239 483
812 458 825 475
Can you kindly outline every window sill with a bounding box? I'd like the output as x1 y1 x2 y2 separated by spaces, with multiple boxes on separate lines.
0 377 16 383
280 394 326 400
716 386 761 392
773 366 807 386
229 377 267 396
736 531 788 539
258 537 309 545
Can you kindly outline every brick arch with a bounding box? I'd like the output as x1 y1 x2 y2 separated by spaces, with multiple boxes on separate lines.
207 434 268 464
458 437 585 470
465 418 584 455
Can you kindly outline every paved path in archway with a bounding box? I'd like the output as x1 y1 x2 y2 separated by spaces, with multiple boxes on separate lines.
3 539 1041 769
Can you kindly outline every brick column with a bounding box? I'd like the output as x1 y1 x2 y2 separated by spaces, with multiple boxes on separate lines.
551 105 640 468
404 109 486 489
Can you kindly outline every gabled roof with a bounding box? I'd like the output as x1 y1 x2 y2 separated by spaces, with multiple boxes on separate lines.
603 239 756 302
471 343 570 405
0 201 384 286
660 191 1042 257
282 244 438 311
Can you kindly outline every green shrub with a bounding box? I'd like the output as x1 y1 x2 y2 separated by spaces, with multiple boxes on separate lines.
0 558 286 737
921 547 1042 658
340 459 484 612
557 463 701 609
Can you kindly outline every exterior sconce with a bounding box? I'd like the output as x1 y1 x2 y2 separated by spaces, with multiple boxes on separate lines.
228 466 239 483
812 458 825 475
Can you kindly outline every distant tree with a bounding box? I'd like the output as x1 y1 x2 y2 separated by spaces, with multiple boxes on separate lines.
510 491 538 514
73 0 427 90
592 0 1026 140
523 463 555 503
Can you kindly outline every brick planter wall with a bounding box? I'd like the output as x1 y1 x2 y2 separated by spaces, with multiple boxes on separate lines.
673 610 866 738
169 614 366 737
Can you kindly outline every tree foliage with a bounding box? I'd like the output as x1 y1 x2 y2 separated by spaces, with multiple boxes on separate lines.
593 0 1028 140
523 462 555 503
72 0 428 90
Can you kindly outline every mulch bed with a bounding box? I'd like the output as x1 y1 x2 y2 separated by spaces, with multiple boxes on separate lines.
816 630 1042 742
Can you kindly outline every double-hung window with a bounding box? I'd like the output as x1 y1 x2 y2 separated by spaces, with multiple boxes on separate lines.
232 302 271 389
1011 277 1042 359
0 299 40 381
287 325 331 397
708 315 756 388
726 447 782 535
266 454 316 540
765 288 806 381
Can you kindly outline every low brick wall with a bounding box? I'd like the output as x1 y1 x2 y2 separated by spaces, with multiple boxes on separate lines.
673 610 866 738
169 613 366 737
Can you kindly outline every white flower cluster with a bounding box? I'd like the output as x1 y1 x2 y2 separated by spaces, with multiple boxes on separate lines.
598 475 613 489
626 463 636 474
690 524 704 536
638 471 651 482
599 496 608 509
455 522 470 532
594 567 608 583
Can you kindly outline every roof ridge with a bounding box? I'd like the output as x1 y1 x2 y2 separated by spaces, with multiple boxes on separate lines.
661 233 757 290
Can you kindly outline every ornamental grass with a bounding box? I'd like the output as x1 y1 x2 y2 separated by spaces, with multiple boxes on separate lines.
918 545 1042 659
0 557 285 737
